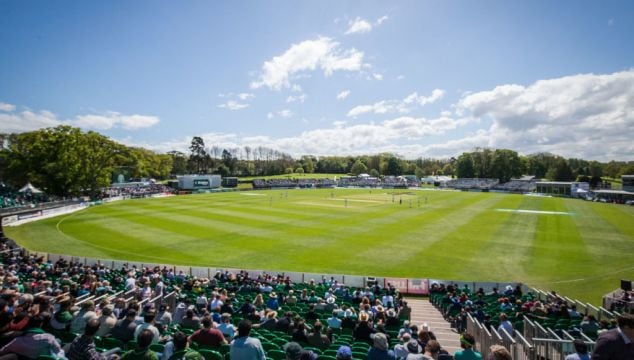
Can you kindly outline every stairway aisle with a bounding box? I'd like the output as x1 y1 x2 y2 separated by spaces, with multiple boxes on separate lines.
405 297 461 355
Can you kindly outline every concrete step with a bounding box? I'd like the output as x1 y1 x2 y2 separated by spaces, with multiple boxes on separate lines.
405 297 461 355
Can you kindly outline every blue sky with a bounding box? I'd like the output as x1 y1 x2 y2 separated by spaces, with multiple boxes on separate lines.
1 0 633 160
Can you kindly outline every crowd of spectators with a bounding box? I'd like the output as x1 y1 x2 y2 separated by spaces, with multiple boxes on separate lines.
97 184 173 200
492 180 537 193
444 179 499 191
430 282 624 344
0 236 483 359
252 179 337 190
0 184 51 211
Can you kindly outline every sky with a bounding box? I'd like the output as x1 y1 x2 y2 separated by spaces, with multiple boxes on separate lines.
1 0 633 161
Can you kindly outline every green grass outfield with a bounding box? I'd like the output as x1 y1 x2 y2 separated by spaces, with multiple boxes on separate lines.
6 188 634 304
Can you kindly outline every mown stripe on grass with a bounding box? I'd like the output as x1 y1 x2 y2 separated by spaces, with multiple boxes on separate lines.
526 197 594 283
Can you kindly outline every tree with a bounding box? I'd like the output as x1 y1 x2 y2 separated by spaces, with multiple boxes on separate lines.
168 151 188 175
3 126 121 197
546 158 574 181
295 167 304 174
456 153 475 178
188 136 207 173
490 149 523 183
369 168 380 177
385 157 402 176
350 160 368 175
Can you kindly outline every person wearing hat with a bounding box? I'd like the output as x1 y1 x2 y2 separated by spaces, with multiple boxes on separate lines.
454 333 482 360
50 295 73 330
283 341 318 360
353 312 375 343
266 292 279 311
336 346 353 360
368 333 396 360
405 339 425 360
325 296 338 312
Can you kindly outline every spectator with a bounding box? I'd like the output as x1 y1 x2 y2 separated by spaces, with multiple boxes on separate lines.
50 295 73 331
394 333 412 359
487 345 511 360
591 313 634 360
259 310 278 331
111 309 138 344
122 329 159 360
0 314 64 358
497 314 514 337
565 339 589 360
454 333 482 360
134 311 161 344
67 318 111 360
422 340 441 360
156 304 173 327
180 308 201 330
230 319 266 360
405 339 424 360
307 320 330 350
291 320 309 344
368 333 396 360
276 311 293 333
327 310 342 330
162 331 202 360
217 313 236 339
336 346 353 360
354 312 375 343
189 315 227 349
266 292 279 311
71 300 98 334
283 341 318 360
96 304 117 337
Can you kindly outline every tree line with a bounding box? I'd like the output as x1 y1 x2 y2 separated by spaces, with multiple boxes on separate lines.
1 126 633 197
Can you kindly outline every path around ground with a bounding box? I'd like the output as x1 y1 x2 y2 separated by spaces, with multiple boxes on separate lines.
406 297 461 355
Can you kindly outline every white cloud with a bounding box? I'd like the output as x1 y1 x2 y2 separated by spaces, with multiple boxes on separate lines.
373 73 383 81
286 94 307 103
74 112 160 130
218 100 250 111
376 16 389 25
0 105 159 133
0 102 16 112
267 112 274 119
0 110 61 133
458 69 634 160
344 16 388 35
278 109 294 118
345 17 373 35
396 75 405 80
347 89 445 117
142 114 468 159
337 90 351 100
250 37 366 90
237 93 254 101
